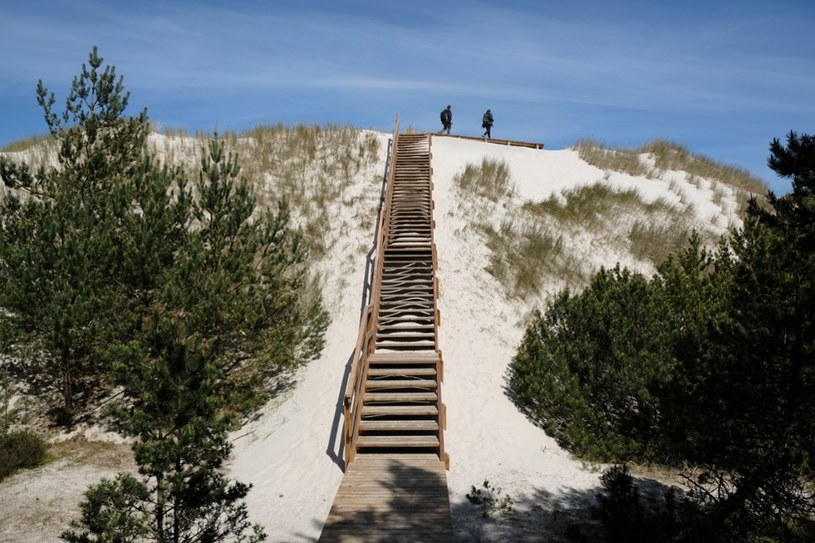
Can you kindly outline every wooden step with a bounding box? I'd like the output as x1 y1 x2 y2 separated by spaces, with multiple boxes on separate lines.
362 405 439 417
359 420 439 432
376 331 434 338
365 379 437 390
357 435 440 448
368 352 440 364
367 367 436 377
375 340 436 349
364 392 438 403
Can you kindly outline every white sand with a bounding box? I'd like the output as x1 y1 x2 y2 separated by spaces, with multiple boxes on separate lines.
0 132 745 542
227 134 743 541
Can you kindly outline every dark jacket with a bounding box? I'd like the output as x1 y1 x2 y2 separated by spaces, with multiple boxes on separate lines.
482 111 494 127
441 107 452 125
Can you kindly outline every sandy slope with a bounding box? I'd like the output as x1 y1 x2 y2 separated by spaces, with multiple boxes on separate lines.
0 132 745 542
227 134 743 541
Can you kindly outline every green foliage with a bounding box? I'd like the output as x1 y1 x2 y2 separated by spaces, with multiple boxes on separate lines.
62 473 151 543
513 131 815 541
511 264 675 460
580 465 679 543
0 49 328 427
509 235 727 461
62 321 267 543
0 46 150 423
669 132 815 542
1 47 326 542
60 132 317 543
0 430 48 481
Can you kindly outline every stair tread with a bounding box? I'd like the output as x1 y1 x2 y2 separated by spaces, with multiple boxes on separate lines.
367 368 436 377
364 392 438 402
365 379 437 389
359 420 439 431
357 435 440 447
368 352 440 363
362 405 439 416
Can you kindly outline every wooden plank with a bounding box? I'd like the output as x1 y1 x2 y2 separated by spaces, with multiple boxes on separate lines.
374 342 436 350
368 352 440 363
365 379 437 389
359 420 439 431
363 391 438 402
432 132 544 149
357 435 439 448
367 367 436 377
362 405 438 416
319 456 452 543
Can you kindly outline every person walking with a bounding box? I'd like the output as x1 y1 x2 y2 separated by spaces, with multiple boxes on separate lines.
440 105 452 134
482 108 494 139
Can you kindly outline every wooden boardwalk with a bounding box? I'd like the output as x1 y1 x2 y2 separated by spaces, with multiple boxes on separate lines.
319 455 453 542
433 132 544 149
320 123 452 541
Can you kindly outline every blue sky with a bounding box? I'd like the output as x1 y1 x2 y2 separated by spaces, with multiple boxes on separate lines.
2 0 813 194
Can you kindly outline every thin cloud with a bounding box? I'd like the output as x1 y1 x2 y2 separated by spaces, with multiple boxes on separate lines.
1 0 813 194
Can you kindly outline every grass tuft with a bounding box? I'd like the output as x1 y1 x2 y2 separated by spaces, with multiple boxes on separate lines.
574 139 650 177
454 157 513 201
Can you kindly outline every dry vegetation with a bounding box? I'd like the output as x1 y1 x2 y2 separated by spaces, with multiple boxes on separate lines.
452 141 762 302
575 138 767 212
148 123 383 262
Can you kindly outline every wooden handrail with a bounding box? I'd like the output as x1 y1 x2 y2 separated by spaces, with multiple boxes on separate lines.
343 114 400 468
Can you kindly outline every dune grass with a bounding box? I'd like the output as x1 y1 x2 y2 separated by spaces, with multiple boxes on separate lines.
575 138 768 214
452 160 712 300
0 134 53 153
3 124 383 263
573 138 650 178
453 157 513 202
146 123 382 259
480 218 574 300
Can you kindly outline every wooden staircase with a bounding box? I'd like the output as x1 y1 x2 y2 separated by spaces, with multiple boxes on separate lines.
320 125 452 542
355 132 445 457
350 131 446 461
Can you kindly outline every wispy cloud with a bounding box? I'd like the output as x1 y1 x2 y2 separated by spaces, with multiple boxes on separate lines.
1 0 813 193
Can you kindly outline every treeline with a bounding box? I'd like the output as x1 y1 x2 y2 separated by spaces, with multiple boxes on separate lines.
0 48 328 541
510 133 815 542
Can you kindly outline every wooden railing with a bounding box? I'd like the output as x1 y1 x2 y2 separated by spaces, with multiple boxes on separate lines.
343 115 401 468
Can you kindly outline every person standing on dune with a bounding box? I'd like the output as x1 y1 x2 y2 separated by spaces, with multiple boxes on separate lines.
440 105 452 134
482 108 494 139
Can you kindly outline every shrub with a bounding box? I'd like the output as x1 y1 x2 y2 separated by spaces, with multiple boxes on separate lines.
589 465 679 543
0 430 48 480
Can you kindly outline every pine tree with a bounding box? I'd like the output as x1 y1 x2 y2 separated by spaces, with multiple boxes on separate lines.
679 134 815 541
2 48 328 540
0 46 150 423
62 318 266 543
